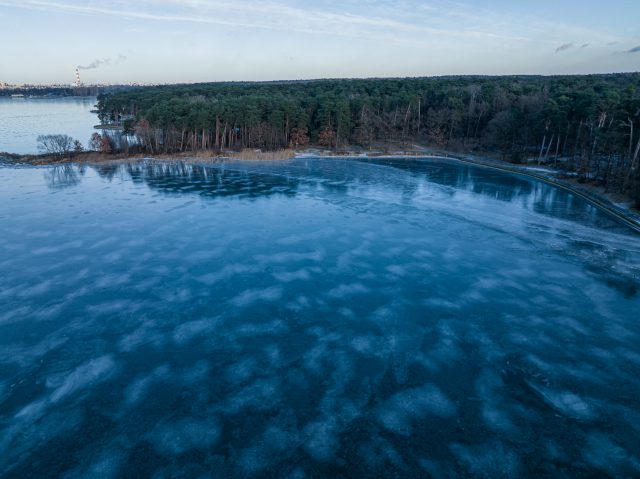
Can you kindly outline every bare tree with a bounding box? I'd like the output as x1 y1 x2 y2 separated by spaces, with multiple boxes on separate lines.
89 133 103 151
37 134 75 158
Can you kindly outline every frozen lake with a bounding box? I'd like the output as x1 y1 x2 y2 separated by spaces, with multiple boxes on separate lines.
0 96 97 154
0 157 639 477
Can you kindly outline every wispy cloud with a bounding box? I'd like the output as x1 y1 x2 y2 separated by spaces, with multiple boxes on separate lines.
627 45 640 54
0 0 628 50
0 0 535 43
555 43 574 53
1 0 637 83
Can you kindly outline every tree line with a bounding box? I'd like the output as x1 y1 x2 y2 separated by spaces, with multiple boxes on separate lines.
96 74 640 205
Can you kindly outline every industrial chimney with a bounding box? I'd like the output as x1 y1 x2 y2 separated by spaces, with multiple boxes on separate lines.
75 68 81 88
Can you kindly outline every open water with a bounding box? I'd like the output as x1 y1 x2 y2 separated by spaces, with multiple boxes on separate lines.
0 97 97 154
0 157 639 477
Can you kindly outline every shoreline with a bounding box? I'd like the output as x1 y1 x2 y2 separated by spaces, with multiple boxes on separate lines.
297 149 640 233
425 154 640 234
3 147 640 233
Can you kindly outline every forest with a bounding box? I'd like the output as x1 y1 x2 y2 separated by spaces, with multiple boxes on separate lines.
96 74 640 205
0 86 75 97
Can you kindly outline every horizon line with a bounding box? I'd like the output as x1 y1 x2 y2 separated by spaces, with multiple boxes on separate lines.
4 70 640 88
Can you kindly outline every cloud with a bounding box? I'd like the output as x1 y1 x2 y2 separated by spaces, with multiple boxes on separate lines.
1 0 635 81
78 55 127 70
580 43 590 49
555 43 574 53
627 45 640 54
0 0 534 43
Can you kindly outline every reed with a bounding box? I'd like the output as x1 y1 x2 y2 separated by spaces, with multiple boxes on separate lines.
227 149 295 161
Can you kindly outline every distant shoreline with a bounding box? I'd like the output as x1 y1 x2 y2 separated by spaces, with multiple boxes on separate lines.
0 95 96 99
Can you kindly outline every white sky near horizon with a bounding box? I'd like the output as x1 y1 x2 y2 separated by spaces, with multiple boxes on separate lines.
0 0 639 84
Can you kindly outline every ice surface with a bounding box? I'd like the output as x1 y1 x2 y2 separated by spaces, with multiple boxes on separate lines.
451 441 521 478
231 286 284 308
304 419 341 462
528 384 596 420
0 159 639 477
581 432 640 475
219 377 283 415
173 318 219 345
63 448 126 479
49 355 118 403
272 268 312 282
124 365 171 407
377 384 456 435
327 282 370 299
150 417 221 455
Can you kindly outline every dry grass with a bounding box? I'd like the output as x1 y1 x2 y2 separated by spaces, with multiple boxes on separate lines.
154 150 215 161
8 151 146 165
3 148 296 166
227 149 295 161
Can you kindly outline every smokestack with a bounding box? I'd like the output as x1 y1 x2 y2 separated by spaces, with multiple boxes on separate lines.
75 68 81 88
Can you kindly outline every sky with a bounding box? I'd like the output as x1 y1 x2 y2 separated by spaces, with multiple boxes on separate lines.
0 0 639 84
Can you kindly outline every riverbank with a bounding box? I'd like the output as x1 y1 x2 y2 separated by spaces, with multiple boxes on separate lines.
0 148 296 165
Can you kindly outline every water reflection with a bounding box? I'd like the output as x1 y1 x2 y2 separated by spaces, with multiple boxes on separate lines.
93 163 121 181
374 157 534 200
43 161 302 200
373 157 623 231
39 158 636 236
44 164 84 190
125 161 299 199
